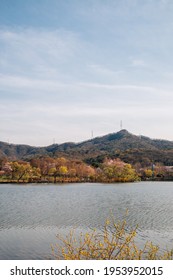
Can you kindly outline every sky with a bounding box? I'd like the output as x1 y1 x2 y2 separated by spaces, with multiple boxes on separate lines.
1 0 173 146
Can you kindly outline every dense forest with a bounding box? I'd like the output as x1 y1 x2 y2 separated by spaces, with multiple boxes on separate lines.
1 130 173 183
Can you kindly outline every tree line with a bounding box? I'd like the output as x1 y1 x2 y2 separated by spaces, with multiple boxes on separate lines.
0 156 139 183
0 156 173 183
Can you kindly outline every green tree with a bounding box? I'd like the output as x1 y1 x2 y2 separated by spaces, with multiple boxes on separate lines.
101 158 139 182
10 162 32 182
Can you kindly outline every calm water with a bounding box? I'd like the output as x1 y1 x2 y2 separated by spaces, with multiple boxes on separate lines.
0 182 173 259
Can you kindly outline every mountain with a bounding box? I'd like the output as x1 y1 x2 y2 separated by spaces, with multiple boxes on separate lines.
1 130 173 166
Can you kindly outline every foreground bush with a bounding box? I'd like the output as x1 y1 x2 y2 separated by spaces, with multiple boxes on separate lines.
51 216 173 260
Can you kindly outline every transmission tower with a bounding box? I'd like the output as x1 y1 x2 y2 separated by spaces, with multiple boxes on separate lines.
120 120 123 130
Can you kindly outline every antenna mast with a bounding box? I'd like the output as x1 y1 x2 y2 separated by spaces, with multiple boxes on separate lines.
91 130 94 139
120 120 123 130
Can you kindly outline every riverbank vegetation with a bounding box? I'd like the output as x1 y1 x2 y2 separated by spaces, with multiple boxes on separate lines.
0 157 139 183
0 155 173 183
51 215 173 260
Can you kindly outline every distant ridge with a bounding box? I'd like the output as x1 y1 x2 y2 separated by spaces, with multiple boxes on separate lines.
1 130 173 166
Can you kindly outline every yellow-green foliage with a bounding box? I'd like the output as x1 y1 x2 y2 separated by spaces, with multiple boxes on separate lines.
51 216 173 260
100 158 140 182
144 169 153 178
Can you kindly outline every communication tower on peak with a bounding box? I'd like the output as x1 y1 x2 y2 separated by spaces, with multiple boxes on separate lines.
91 130 94 139
120 120 123 130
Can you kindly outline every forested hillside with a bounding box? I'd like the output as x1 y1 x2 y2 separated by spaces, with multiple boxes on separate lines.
1 130 173 166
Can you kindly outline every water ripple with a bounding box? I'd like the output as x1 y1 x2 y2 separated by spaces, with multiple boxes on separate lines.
0 182 173 259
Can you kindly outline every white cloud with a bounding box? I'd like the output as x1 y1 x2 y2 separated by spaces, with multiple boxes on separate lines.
0 28 86 82
0 74 69 91
131 59 147 67
88 64 121 74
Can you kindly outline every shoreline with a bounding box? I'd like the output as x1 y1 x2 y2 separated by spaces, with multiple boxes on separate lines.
0 178 172 184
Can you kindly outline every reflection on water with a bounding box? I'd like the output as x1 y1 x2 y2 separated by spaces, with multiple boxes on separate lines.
0 182 173 259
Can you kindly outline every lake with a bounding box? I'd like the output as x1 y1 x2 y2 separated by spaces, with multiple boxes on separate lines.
0 182 173 259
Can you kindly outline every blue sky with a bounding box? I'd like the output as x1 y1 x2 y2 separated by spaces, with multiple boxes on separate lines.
1 0 173 145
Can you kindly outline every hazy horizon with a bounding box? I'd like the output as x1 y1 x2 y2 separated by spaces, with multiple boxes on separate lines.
1 0 173 145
